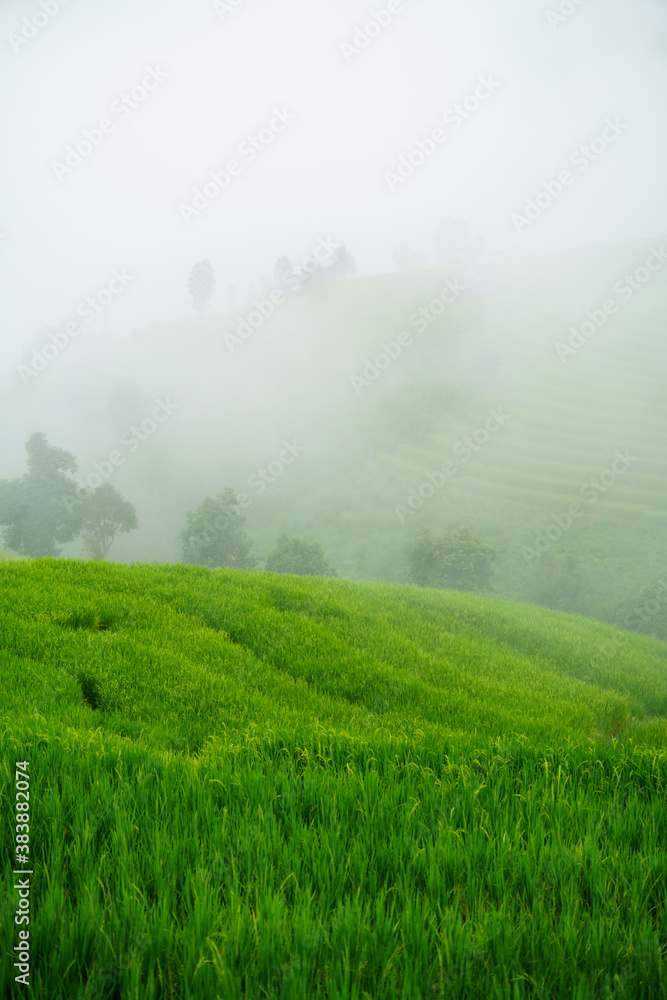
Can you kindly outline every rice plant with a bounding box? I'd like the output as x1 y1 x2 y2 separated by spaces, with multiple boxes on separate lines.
0 559 665 998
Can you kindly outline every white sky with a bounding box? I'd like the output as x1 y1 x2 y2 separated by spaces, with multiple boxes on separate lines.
0 0 666 370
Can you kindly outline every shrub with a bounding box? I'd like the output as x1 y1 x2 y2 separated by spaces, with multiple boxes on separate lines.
179 489 256 570
265 535 337 577
405 526 497 591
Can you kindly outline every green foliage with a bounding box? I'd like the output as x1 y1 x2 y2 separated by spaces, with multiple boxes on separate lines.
0 432 82 557
405 526 498 591
13 242 663 641
265 534 337 577
179 488 256 569
187 259 216 315
404 528 444 589
0 560 666 997
78 482 138 561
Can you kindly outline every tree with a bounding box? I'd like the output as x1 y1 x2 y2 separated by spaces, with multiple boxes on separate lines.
404 529 444 589
265 535 337 577
392 245 425 271
327 246 357 280
434 218 483 269
439 526 498 591
309 245 357 286
187 260 216 315
273 256 295 289
0 432 83 557
78 483 138 561
179 489 256 570
405 526 497 591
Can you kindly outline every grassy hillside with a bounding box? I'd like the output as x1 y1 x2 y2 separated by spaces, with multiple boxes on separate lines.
3 239 666 638
1 560 666 998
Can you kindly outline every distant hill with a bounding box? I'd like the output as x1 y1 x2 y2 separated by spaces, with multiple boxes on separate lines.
1 237 666 638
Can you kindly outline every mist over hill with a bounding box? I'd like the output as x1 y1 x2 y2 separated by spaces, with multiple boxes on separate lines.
3 237 665 641
3 3 667 995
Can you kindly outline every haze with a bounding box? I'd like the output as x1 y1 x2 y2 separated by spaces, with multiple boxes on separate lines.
0 0 665 629
0 0 665 362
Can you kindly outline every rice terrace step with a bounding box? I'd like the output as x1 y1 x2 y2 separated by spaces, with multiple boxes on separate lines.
0 560 665 997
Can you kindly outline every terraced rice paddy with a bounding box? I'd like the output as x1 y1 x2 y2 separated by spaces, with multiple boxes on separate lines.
1 559 666 997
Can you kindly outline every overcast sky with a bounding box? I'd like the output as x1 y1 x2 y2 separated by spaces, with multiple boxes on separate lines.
1 0 666 371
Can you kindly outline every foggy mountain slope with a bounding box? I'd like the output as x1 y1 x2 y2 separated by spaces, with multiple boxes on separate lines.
4 0 667 993
1 237 666 632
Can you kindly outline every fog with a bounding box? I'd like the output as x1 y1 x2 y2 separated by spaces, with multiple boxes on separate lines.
1 0 666 632
1 0 665 356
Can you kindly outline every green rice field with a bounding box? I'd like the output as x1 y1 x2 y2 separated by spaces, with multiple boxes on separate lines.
1 559 666 998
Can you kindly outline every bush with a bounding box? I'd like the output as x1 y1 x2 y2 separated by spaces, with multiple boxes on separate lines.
0 432 82 558
405 526 497 592
265 535 337 577
179 489 256 570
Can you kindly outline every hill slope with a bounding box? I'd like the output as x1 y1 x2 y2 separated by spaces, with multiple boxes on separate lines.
1 561 666 998
2 238 666 637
